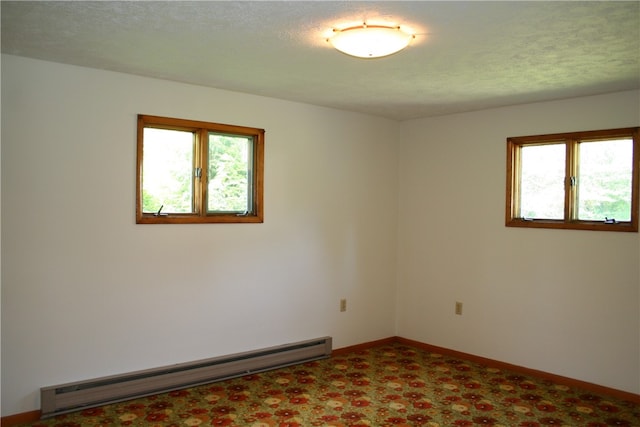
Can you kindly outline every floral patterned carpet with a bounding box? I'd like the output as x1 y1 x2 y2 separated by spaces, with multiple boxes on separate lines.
23 342 639 426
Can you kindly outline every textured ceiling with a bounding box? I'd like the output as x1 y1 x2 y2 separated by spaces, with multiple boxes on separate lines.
2 1 639 120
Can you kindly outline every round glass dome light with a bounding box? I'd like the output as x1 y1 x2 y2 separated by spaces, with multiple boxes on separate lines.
328 23 414 58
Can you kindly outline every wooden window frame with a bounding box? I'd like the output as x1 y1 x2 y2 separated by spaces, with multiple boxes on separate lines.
506 127 639 232
136 115 265 224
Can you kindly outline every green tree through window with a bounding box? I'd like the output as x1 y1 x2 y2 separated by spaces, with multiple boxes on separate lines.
208 133 252 213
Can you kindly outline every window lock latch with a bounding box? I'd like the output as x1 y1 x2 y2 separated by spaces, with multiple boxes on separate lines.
604 217 617 224
154 204 168 216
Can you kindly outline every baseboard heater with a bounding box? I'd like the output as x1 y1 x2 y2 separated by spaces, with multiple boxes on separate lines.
41 336 332 418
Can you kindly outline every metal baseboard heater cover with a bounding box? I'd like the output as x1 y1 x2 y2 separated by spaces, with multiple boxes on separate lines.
41 336 332 418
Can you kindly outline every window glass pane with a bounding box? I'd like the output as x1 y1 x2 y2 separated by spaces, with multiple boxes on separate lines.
208 133 252 213
578 138 633 221
142 128 194 213
520 143 565 219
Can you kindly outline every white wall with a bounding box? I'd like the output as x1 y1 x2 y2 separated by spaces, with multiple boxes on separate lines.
397 90 640 394
2 54 638 418
0 55 399 416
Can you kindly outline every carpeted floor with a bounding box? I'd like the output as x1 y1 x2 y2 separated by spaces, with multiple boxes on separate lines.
21 342 639 426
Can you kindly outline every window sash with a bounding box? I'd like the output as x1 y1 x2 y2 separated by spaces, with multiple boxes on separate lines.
207 132 254 214
519 142 566 220
141 127 196 215
576 138 633 222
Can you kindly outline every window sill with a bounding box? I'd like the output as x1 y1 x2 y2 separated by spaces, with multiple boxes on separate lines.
136 214 263 224
505 218 637 232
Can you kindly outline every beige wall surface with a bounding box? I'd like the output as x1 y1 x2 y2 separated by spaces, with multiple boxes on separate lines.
397 90 640 394
1 54 399 416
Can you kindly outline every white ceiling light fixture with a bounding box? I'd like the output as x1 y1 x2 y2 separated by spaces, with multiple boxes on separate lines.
327 22 415 59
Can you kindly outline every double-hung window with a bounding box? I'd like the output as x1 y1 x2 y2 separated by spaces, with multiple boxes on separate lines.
506 127 639 232
136 115 264 224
